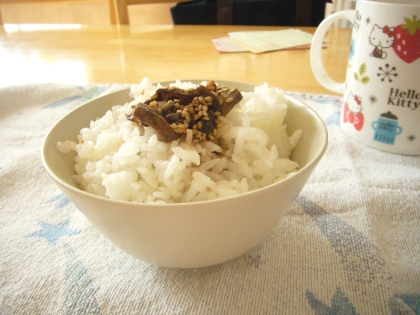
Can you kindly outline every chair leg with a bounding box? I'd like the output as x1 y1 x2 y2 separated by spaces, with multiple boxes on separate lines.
109 0 117 24
110 0 130 25
0 6 4 26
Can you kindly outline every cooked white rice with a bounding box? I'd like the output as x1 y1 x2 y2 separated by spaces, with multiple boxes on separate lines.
57 78 302 203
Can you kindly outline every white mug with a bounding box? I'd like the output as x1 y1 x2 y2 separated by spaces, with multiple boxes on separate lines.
311 0 420 155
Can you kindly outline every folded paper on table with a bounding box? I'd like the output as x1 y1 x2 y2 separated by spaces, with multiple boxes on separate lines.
212 29 314 53
212 37 313 53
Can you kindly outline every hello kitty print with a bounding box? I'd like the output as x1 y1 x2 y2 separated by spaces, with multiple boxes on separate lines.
343 92 364 131
368 16 420 63
368 25 394 59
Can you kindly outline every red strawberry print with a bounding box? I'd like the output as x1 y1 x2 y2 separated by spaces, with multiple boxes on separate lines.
392 15 420 63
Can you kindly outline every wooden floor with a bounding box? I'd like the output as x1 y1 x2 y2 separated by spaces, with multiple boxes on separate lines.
0 1 176 25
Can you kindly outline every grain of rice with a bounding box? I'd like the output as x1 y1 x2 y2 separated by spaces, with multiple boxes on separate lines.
193 172 216 189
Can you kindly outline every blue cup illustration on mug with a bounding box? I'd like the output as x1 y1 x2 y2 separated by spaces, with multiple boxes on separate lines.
372 111 402 145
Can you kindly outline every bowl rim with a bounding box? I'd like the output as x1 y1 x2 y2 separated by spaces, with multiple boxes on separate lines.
41 81 328 208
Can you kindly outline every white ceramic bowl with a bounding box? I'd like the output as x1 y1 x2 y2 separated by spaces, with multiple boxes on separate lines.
42 81 328 268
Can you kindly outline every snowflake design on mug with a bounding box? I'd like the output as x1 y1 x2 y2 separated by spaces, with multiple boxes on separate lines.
377 64 398 82
407 134 416 142
369 95 378 104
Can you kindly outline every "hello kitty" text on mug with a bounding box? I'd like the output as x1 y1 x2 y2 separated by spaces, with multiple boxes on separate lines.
388 88 420 110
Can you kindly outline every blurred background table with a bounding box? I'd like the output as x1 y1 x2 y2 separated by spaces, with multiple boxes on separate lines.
0 24 350 94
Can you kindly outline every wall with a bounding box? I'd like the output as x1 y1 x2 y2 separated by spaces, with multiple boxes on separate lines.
0 1 176 25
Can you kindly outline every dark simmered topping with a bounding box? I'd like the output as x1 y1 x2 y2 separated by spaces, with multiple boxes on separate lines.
126 81 243 143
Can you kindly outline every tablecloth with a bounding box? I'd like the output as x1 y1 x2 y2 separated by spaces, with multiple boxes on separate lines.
1 83 419 315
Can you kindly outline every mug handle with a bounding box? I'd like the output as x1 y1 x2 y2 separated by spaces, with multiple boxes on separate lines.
310 10 355 94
